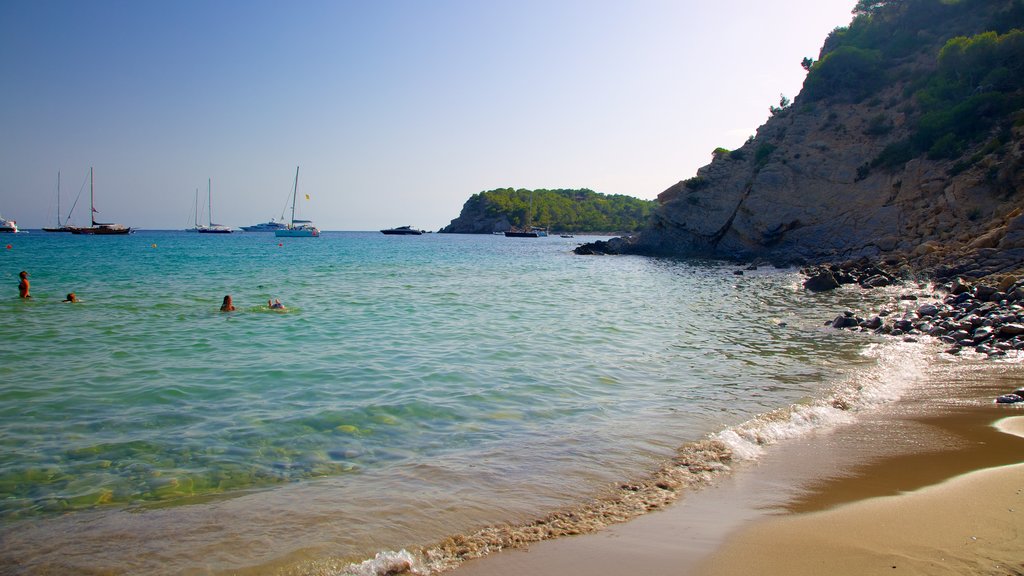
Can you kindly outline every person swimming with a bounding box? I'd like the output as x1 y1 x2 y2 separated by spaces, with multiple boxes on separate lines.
63 292 79 303
268 298 285 310
220 295 236 311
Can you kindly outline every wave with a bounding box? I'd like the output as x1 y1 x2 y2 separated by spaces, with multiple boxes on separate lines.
324 339 932 576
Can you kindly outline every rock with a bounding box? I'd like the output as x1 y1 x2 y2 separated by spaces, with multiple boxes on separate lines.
862 316 883 330
996 394 1024 404
975 285 998 301
804 270 840 292
917 303 939 317
999 324 1024 336
860 275 892 288
950 277 971 295
832 315 859 329
973 326 996 342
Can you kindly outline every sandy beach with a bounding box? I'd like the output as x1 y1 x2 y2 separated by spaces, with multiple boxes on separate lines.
453 355 1024 576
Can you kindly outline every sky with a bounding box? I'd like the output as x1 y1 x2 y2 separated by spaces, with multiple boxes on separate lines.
0 0 855 231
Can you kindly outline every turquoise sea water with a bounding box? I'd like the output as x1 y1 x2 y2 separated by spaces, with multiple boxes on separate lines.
0 231 909 574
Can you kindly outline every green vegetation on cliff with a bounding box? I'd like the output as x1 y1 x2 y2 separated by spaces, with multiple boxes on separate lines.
441 188 655 234
803 0 1024 177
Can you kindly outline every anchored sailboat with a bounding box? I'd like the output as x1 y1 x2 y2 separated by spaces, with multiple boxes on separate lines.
42 171 75 232
197 178 233 234
275 166 320 238
70 167 132 235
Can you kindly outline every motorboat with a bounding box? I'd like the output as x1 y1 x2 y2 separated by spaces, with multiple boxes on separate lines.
0 215 18 233
241 219 288 232
380 225 424 235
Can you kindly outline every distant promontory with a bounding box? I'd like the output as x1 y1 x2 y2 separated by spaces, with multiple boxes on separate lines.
440 188 655 234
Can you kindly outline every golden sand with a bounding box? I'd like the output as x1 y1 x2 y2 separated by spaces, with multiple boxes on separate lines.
453 365 1024 576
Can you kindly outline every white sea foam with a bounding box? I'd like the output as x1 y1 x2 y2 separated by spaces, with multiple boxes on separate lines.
338 549 420 576
715 339 931 461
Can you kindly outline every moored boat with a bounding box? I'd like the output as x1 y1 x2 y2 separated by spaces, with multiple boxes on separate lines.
275 167 320 238
241 219 288 232
504 226 548 238
196 178 234 234
42 171 75 232
381 225 424 235
70 167 132 235
0 215 18 233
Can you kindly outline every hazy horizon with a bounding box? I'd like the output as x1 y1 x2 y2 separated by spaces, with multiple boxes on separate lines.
1 0 854 231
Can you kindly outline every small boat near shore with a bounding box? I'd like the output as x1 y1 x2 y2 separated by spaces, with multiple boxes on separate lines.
381 225 424 235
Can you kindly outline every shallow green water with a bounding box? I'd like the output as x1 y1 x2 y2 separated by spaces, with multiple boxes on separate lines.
0 230 901 573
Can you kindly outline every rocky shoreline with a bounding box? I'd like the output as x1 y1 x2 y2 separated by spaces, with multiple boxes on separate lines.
801 260 1024 404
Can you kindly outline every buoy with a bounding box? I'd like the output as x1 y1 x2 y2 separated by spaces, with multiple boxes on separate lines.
278 243 283 247
5 244 10 250
151 243 157 248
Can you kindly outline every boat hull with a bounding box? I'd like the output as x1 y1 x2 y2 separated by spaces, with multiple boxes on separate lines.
71 225 132 235
275 227 320 237
241 224 287 232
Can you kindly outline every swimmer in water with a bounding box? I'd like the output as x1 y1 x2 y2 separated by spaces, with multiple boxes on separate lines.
220 295 236 311
268 298 285 310
63 292 79 303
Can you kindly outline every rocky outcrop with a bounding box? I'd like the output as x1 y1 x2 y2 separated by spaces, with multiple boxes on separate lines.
585 2 1024 282
442 194 512 234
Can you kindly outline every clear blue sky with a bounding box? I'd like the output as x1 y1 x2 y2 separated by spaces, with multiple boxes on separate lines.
1 0 854 231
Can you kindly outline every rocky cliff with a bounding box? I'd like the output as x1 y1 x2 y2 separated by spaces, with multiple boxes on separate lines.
594 0 1024 281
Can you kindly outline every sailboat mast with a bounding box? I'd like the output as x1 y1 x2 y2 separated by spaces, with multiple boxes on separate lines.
208 178 213 226
90 167 96 227
290 166 299 225
194 188 199 229
56 171 61 227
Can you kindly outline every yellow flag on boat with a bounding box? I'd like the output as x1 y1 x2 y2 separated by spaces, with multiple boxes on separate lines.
305 194 310 200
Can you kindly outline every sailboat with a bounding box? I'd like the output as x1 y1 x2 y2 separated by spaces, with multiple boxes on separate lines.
275 166 320 237
70 167 132 235
42 171 75 232
197 178 233 234
504 190 547 237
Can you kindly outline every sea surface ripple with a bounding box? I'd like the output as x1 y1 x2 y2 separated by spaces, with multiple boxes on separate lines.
1 231 902 574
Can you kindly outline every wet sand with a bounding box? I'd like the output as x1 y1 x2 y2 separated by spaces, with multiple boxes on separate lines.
453 358 1024 576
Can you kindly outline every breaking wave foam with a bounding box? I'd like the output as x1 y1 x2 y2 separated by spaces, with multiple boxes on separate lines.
716 339 930 461
333 339 932 576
